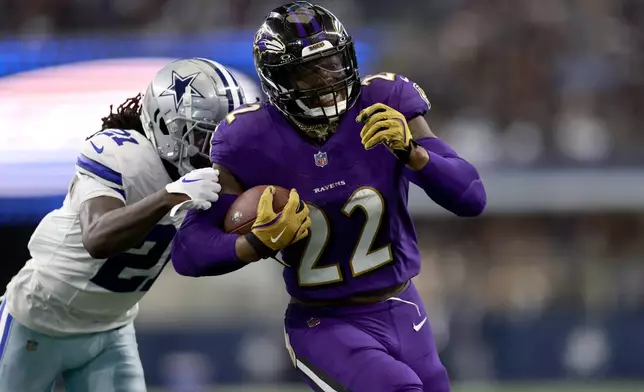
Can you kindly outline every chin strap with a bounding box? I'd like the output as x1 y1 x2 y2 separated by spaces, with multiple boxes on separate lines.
291 116 341 142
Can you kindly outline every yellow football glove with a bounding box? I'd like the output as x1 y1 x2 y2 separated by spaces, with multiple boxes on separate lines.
245 186 311 259
357 103 414 161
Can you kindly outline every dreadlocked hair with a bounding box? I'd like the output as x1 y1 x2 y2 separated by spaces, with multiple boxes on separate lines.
100 94 144 134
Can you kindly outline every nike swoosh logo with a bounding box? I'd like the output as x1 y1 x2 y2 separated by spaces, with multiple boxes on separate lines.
413 317 427 332
90 141 104 154
270 227 287 243
181 178 201 183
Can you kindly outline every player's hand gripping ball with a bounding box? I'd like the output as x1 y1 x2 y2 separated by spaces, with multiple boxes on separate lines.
357 103 414 161
225 186 311 259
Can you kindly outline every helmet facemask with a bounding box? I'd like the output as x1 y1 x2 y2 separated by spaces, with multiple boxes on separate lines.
258 39 360 126
143 88 220 175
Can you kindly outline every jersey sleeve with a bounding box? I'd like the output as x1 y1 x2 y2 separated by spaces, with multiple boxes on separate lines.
71 173 126 207
75 134 127 200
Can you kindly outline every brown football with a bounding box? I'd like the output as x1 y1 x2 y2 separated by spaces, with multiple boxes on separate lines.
224 185 291 234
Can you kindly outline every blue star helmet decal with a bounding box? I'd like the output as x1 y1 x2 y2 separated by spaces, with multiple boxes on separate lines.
160 71 205 110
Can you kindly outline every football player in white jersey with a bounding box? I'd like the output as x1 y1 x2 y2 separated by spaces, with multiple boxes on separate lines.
0 58 246 392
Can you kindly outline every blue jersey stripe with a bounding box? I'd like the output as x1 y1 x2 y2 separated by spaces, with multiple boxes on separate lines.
0 301 13 362
110 186 126 199
76 154 123 186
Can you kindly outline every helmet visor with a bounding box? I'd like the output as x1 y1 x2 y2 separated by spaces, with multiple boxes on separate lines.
264 44 358 121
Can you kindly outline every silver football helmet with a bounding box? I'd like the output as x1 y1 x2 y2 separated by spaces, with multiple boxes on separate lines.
140 58 246 175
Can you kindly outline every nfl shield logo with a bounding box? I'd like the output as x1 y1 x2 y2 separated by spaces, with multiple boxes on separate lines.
314 151 328 168
25 340 38 351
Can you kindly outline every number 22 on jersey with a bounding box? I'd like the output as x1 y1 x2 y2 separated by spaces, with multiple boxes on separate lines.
290 187 393 287
90 224 176 293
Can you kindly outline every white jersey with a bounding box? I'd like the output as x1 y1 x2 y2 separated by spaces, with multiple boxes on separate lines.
4 129 179 336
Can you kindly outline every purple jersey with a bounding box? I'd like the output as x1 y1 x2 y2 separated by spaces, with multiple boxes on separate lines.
211 73 431 301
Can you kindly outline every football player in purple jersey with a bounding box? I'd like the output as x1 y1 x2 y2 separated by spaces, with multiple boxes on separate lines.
171 2 486 391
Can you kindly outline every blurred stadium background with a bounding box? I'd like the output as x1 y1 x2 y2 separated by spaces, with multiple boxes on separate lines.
1 0 644 391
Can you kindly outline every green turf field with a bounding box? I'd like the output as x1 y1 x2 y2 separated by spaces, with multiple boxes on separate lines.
150 382 644 392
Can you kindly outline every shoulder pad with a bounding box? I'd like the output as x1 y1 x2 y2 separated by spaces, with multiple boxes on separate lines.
216 102 269 143
360 72 399 104
210 102 272 177
76 129 149 196
223 102 266 127
360 72 431 119
211 102 268 161
361 72 399 87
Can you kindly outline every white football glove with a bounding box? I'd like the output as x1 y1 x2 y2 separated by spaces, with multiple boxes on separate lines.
165 167 222 217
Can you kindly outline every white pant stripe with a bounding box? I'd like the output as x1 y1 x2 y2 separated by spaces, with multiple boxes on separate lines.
296 358 339 392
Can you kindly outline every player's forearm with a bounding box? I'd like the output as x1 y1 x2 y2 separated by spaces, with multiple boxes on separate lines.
404 137 486 217
84 189 185 259
235 236 262 262
172 227 245 276
171 194 257 277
